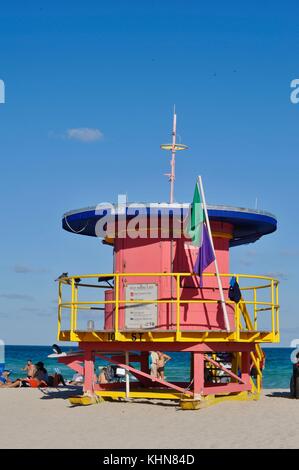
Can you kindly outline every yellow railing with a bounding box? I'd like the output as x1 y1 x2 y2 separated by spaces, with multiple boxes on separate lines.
57 272 279 343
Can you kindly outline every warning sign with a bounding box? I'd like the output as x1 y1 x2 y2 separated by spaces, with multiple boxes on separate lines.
125 283 158 329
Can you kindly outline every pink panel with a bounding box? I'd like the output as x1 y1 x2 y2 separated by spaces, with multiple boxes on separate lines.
104 221 235 331
104 289 114 330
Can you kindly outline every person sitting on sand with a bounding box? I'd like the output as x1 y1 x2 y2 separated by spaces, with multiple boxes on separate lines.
156 351 171 380
47 372 66 387
47 374 66 387
22 359 35 378
2 362 65 388
34 362 49 383
293 352 299 374
34 363 66 387
3 363 48 388
0 370 13 387
67 372 84 386
3 374 47 388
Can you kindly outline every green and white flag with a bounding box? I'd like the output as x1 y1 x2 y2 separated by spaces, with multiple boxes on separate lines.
187 181 204 246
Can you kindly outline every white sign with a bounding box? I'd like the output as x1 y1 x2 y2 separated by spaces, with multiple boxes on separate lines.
125 283 158 329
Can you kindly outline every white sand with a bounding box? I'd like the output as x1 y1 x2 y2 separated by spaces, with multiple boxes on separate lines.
0 388 298 449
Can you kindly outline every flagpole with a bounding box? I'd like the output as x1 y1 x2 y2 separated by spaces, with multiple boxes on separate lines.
197 175 231 332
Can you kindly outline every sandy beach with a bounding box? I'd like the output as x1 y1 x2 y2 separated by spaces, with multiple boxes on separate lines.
0 388 298 449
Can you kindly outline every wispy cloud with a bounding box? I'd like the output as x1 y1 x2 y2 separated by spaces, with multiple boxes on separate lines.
245 249 257 257
239 249 258 267
281 326 299 333
66 127 103 142
21 307 42 312
279 249 299 257
0 293 34 301
13 264 49 274
21 307 52 317
239 259 253 267
265 272 289 280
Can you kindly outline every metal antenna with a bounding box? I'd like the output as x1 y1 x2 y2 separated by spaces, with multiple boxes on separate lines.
161 106 188 203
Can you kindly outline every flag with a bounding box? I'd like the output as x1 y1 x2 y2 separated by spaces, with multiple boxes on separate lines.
187 180 215 286
194 223 215 287
187 177 230 330
187 181 204 246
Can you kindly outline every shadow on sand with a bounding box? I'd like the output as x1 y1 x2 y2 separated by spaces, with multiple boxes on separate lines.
265 391 293 399
39 389 179 408
113 398 177 408
39 386 82 400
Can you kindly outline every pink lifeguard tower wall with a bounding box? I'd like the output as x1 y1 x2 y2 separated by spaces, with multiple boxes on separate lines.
104 220 235 331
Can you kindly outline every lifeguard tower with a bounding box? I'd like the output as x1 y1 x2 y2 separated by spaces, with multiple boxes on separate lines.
56 113 280 407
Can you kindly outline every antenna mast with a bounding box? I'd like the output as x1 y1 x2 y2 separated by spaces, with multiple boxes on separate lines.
170 107 177 204
161 107 188 203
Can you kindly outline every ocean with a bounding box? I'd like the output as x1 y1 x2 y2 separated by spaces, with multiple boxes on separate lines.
2 345 294 389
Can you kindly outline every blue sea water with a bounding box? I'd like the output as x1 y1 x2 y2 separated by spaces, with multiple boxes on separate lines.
2 345 294 389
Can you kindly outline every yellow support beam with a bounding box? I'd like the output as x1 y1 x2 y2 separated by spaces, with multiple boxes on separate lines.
90 390 260 408
114 274 120 341
95 390 184 400
59 329 277 343
176 274 181 341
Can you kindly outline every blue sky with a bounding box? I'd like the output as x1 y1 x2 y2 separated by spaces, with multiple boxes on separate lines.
0 1 299 345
